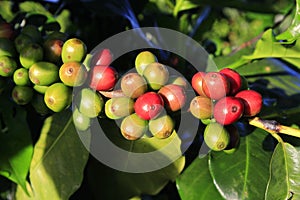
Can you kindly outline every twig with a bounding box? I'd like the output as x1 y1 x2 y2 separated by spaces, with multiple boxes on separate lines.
249 117 300 143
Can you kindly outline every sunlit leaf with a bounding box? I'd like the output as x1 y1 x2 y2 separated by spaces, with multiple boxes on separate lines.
15 110 89 200
265 142 300 200
173 0 201 17
0 97 33 195
275 0 300 43
176 156 224 200
208 128 272 200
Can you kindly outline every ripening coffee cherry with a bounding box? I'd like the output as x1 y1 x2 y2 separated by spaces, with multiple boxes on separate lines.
149 114 174 139
121 72 147 99
105 98 121 120
19 43 43 69
77 88 104 118
235 89 262 117
12 85 33 105
29 61 59 86
0 56 17 77
61 38 87 63
120 113 148 140
73 108 91 131
134 91 164 120
110 97 134 118
143 62 169 90
13 68 30 86
91 48 113 66
189 96 213 120
191 71 207 96
135 51 157 75
59 61 87 87
202 72 230 100
44 83 72 112
168 75 188 89
89 65 118 91
0 38 16 57
204 122 230 151
0 22 14 39
14 33 33 53
213 96 244 125
158 84 186 112
43 38 64 64
219 68 242 95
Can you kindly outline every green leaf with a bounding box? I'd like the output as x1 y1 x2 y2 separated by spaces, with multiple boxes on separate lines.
176 156 224 200
85 117 186 199
0 1 15 22
275 0 300 43
87 156 185 199
15 110 89 200
227 29 300 69
0 98 33 194
208 128 272 200
173 0 201 17
265 142 300 200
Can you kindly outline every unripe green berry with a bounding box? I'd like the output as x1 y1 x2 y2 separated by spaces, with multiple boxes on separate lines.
13 68 30 86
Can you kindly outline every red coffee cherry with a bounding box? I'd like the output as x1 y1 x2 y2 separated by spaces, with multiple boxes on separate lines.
219 68 242 95
202 72 230 100
158 84 186 112
235 89 262 117
89 65 118 91
91 48 113 66
191 71 206 96
213 96 244 125
134 91 164 120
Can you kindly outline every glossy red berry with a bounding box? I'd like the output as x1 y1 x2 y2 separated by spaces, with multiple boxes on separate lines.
213 96 244 125
191 71 206 96
235 89 262 117
158 84 186 112
89 65 117 91
220 68 242 95
202 72 230 100
91 48 113 66
134 92 164 120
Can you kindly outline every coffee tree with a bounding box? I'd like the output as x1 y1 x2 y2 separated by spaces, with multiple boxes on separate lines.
0 0 300 200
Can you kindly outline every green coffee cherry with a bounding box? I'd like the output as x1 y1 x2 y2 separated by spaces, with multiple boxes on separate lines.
61 38 87 63
0 56 17 77
21 25 42 43
29 61 59 85
19 43 43 69
204 122 230 151
44 83 72 112
149 114 174 139
33 84 49 94
120 113 148 140
73 108 91 131
143 62 169 90
31 93 51 115
77 88 104 118
59 61 87 87
135 51 157 75
13 68 30 86
109 97 134 118
14 33 33 53
12 85 34 105
0 38 16 57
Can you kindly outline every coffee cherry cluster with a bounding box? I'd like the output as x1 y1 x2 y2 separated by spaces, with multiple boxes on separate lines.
102 51 188 140
190 68 263 152
0 19 93 116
